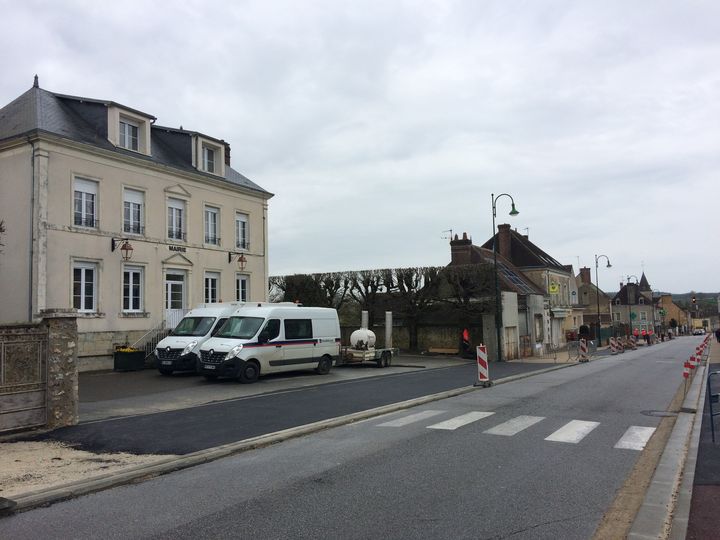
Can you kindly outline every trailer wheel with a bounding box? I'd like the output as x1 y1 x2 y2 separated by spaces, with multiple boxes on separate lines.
316 355 333 375
382 351 392 367
239 361 260 384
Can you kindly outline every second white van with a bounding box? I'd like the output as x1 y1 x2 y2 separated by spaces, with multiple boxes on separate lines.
154 303 242 375
198 305 341 383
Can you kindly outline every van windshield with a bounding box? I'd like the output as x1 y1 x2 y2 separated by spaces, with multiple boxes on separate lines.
215 317 264 339
172 317 216 337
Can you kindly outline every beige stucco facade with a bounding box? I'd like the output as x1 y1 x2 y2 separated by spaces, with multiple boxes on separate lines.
0 126 271 370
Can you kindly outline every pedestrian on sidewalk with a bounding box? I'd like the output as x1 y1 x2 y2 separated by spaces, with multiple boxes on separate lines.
715 328 720 343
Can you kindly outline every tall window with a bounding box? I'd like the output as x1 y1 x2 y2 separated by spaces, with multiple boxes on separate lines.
123 189 144 234
235 212 248 250
203 145 215 173
205 272 220 303
73 263 96 312
204 206 219 245
119 119 139 151
73 178 97 228
167 198 185 240
236 274 248 302
123 266 143 312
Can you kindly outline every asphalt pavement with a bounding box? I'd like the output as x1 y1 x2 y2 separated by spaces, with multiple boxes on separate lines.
26 357 560 455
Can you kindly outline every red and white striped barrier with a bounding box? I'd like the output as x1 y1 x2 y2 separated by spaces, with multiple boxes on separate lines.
618 337 625 353
579 339 589 362
610 337 618 355
683 360 690 379
474 344 492 387
689 355 697 370
629 336 637 350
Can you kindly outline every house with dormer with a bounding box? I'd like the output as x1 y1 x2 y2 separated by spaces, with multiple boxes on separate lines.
480 224 577 348
610 273 655 336
0 78 273 370
449 232 547 360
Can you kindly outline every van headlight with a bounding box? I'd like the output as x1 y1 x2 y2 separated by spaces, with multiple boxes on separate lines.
182 341 198 356
225 344 243 360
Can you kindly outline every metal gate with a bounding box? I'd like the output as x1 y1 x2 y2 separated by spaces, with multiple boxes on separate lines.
0 326 48 433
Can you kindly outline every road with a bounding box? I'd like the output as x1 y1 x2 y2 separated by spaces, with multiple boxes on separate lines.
0 338 700 539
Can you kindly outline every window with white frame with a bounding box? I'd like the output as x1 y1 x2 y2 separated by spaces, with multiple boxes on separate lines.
73 262 97 312
204 206 220 245
123 266 143 312
236 274 248 302
235 212 248 250
167 198 185 241
123 189 144 235
73 177 97 228
202 145 215 173
205 272 220 303
119 118 139 151
640 311 647 321
613 312 620 321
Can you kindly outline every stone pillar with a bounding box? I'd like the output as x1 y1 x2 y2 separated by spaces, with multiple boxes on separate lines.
41 309 78 429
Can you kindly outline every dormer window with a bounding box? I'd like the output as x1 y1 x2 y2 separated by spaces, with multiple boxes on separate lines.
108 106 152 155
119 118 139 151
203 145 216 173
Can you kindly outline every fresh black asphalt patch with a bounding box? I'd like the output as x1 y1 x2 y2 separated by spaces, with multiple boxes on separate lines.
27 362 556 455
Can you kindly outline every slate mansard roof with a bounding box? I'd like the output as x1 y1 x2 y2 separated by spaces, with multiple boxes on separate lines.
480 227 566 271
0 82 272 197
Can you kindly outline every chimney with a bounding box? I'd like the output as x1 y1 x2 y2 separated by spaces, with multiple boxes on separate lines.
579 267 592 285
450 232 473 265
224 142 231 166
497 224 511 259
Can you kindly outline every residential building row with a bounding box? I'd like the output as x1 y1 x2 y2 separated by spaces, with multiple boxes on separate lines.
449 226 690 360
0 78 273 370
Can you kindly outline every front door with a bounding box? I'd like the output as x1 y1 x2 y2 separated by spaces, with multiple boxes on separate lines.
165 272 186 329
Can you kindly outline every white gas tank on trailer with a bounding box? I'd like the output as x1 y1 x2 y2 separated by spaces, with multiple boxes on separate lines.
349 328 376 350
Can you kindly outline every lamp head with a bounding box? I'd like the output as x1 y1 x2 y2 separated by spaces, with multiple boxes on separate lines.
509 202 519 217
606 262 612 268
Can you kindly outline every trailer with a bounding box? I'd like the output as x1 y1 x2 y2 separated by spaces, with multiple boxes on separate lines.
338 345 399 368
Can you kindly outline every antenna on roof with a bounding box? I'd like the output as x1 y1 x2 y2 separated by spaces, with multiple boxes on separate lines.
33 74 39 88
441 229 453 241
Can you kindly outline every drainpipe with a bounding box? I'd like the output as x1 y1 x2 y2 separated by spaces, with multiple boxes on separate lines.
28 139 36 321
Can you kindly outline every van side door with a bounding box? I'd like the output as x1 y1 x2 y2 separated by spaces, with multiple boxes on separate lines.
282 318 315 370
257 319 282 368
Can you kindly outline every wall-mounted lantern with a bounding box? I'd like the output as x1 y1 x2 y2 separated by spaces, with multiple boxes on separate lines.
111 238 134 261
228 251 247 271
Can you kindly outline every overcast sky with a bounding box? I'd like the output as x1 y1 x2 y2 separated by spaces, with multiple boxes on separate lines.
2 0 719 294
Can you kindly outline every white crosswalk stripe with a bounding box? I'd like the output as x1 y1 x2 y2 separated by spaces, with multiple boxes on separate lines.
484 415 545 436
545 420 600 444
614 426 656 450
427 411 495 430
376 410 446 427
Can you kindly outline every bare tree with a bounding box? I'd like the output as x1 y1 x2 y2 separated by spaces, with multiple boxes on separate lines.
384 266 443 351
348 269 386 327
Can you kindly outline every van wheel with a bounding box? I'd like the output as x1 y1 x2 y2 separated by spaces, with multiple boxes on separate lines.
382 351 392 367
239 361 260 384
159 368 173 376
316 355 333 375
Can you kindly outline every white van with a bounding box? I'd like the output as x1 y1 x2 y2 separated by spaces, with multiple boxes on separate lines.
155 303 242 375
198 305 341 383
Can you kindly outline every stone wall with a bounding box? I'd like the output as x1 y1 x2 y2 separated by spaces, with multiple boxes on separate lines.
41 309 79 429
0 309 78 432
78 329 148 372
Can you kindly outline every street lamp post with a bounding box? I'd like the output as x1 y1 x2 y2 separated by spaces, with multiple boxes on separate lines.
491 193 519 362
594 255 611 346
626 275 639 336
